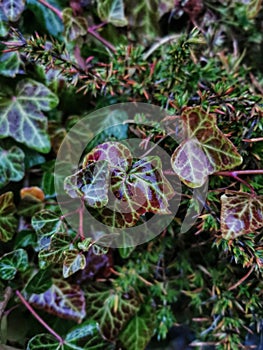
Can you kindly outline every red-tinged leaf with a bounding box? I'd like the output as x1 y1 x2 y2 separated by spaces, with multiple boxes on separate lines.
64 161 110 208
28 279 86 323
171 107 243 188
80 142 174 227
111 156 174 216
220 191 263 239
82 141 132 169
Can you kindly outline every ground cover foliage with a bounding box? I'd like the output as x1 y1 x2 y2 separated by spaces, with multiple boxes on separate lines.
0 0 263 349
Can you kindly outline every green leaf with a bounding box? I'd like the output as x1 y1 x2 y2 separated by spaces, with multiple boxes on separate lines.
32 210 66 236
87 109 129 150
14 230 37 248
65 319 99 343
63 250 86 278
29 279 86 322
0 192 18 242
220 191 263 239
0 249 28 280
0 145 25 188
98 0 128 27
125 0 159 40
25 268 52 294
171 107 243 188
38 233 73 267
0 79 59 153
0 7 9 37
64 161 110 208
26 0 64 38
0 51 23 77
118 304 156 350
86 283 140 340
27 333 62 350
2 0 25 21
62 7 88 41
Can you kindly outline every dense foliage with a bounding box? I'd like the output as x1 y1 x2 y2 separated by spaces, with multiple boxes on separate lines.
0 1 262 349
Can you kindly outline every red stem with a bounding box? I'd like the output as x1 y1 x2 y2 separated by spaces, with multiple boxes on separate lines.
37 0 115 52
16 290 64 344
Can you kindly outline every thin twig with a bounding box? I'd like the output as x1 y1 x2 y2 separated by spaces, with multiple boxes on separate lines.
143 34 181 60
16 290 64 344
228 266 254 291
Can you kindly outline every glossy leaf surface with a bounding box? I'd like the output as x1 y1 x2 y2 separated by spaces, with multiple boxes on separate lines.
0 79 58 153
0 146 25 188
80 142 174 227
221 192 263 239
0 192 18 242
171 107 243 188
29 279 86 322
64 161 110 208
0 249 28 280
0 52 23 77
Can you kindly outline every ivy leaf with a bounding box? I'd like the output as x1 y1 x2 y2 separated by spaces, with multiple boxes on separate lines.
63 250 86 278
38 233 73 267
0 192 18 242
83 142 174 227
118 303 156 350
27 334 63 350
62 7 88 41
0 7 9 37
26 0 64 38
25 268 52 294
98 0 128 27
0 79 59 153
110 156 174 216
86 283 140 340
20 187 45 202
0 249 28 280
64 161 110 208
32 210 66 237
220 192 263 239
29 279 86 322
125 0 159 40
2 0 25 21
0 145 25 188
171 107 243 188
0 51 23 77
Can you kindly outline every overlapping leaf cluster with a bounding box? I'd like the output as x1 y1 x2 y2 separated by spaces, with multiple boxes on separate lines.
0 1 262 350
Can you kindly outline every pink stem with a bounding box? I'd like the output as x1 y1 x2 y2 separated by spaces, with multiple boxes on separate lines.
215 170 263 176
38 0 62 19
16 290 64 344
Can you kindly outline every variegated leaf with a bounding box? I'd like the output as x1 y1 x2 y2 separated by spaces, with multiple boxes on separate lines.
29 279 86 322
221 191 263 239
171 106 243 188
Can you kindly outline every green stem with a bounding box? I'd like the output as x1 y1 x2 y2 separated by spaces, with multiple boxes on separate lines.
16 290 64 345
